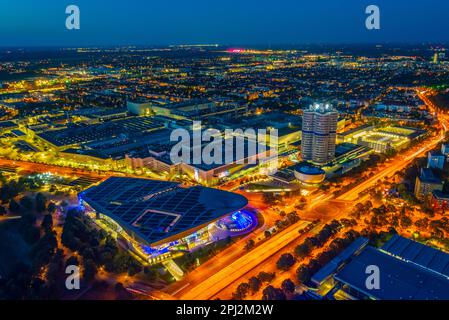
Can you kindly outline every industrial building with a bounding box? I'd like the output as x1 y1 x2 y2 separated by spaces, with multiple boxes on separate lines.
310 235 449 300
339 124 426 154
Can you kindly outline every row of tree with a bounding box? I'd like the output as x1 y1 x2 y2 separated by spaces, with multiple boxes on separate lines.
232 272 276 299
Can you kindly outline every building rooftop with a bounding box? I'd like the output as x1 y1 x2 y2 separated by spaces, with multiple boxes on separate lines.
0 121 17 129
334 143 372 159
294 163 325 175
338 124 375 138
80 177 248 246
312 237 369 286
216 112 301 133
431 190 449 201
378 125 426 139
381 234 449 279
305 103 337 114
335 246 449 300
151 136 273 171
37 116 164 147
429 150 445 157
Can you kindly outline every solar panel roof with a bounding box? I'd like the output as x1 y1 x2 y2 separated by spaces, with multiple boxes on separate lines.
38 116 164 147
80 177 248 245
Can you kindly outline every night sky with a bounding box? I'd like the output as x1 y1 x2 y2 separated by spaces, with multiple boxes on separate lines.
1 0 449 47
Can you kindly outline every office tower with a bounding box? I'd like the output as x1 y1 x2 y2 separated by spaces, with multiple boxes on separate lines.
301 104 338 165
433 53 439 64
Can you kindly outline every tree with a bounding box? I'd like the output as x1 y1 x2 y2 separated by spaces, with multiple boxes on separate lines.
281 279 296 294
244 239 255 251
30 231 58 271
276 253 296 271
248 276 261 293
47 202 57 214
143 267 158 282
45 250 65 298
115 282 125 292
9 198 20 214
294 243 312 258
66 256 79 268
400 216 412 228
296 265 312 283
262 285 286 300
35 193 47 213
112 252 134 274
257 271 276 283
83 259 97 283
60 200 69 214
127 261 142 277
20 196 35 212
41 214 53 231
233 282 250 299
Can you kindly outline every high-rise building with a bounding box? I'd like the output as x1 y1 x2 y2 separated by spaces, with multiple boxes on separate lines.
414 168 443 199
301 104 338 165
433 53 439 64
427 151 445 170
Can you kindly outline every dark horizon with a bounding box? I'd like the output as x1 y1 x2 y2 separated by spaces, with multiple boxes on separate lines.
1 1 449 47
0 42 448 49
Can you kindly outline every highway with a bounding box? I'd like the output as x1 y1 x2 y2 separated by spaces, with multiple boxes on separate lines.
0 215 21 222
0 158 108 180
337 133 445 201
338 90 447 202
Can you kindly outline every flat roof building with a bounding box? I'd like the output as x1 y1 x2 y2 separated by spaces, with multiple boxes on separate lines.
79 177 252 263
427 151 445 170
313 235 449 300
335 245 449 300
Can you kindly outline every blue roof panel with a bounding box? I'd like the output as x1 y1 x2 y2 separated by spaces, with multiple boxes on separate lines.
335 246 449 300
80 177 248 245
382 235 449 279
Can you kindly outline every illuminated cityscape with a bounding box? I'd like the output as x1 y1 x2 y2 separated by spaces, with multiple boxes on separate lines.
1 1 449 308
